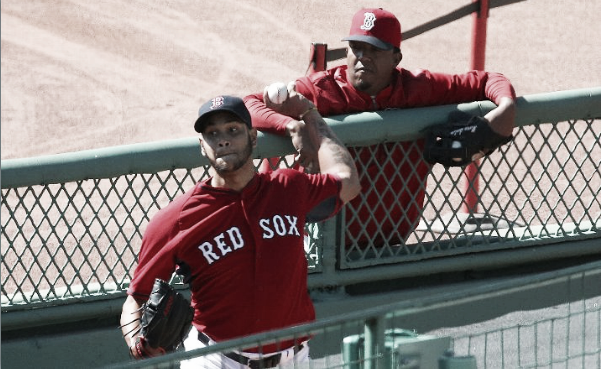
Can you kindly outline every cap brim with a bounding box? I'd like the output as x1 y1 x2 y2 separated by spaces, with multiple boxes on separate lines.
194 108 251 133
342 35 393 50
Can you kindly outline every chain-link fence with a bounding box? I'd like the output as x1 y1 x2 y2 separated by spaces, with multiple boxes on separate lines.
2 89 600 310
431 295 601 369
341 119 601 269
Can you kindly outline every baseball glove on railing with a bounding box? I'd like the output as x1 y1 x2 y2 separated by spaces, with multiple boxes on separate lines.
423 111 513 167
129 278 194 358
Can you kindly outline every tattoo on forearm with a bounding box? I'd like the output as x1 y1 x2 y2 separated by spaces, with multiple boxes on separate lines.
312 118 355 166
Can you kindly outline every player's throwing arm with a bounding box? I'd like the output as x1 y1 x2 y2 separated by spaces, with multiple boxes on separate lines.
264 82 360 204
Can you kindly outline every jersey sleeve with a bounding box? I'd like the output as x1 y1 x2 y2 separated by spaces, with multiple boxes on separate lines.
243 75 325 136
126 200 184 299
243 92 293 136
483 72 517 103
291 170 344 222
407 69 516 106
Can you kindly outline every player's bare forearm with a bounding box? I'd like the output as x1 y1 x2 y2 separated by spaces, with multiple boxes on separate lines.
286 119 319 171
120 295 143 348
266 81 360 202
484 97 516 137
301 109 360 203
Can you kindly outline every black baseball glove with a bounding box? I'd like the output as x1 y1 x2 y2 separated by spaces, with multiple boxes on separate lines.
423 111 513 167
131 278 194 358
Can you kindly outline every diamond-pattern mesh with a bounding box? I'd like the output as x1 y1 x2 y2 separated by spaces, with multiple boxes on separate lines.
341 119 600 268
2 120 600 308
1 168 205 307
1 157 309 308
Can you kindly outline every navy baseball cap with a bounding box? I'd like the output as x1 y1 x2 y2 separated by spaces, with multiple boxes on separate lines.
194 95 252 133
342 8 402 50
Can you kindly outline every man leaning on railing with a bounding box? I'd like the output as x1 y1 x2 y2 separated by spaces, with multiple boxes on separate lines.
244 7 516 247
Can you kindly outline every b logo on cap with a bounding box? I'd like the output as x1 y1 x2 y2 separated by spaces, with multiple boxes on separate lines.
360 12 376 31
210 96 225 110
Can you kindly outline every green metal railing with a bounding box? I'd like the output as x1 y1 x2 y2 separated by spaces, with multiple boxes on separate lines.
104 260 601 369
2 88 600 313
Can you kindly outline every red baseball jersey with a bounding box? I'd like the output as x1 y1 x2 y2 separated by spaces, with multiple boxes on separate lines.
128 169 342 353
245 66 516 245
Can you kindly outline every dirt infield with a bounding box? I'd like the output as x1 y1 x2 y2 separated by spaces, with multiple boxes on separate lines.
1 0 600 160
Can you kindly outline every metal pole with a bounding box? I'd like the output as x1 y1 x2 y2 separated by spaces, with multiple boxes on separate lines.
364 316 385 369
463 0 489 214
308 43 327 74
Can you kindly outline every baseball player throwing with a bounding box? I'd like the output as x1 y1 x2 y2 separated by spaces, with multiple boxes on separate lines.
120 89 360 368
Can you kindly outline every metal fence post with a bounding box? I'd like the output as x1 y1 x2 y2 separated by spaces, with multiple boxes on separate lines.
462 0 489 214
364 316 385 369
308 43 327 74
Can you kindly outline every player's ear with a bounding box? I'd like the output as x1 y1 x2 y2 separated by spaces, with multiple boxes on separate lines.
198 137 207 157
393 50 402 66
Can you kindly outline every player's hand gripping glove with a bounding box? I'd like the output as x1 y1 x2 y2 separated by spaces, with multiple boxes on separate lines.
131 278 194 359
423 111 513 167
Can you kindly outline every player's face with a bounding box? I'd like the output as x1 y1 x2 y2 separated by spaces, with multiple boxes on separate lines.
200 112 256 174
346 41 402 96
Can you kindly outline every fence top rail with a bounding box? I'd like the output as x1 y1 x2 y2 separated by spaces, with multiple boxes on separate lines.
2 87 600 189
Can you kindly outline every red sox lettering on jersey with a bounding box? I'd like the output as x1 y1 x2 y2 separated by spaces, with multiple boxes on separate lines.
198 214 300 264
